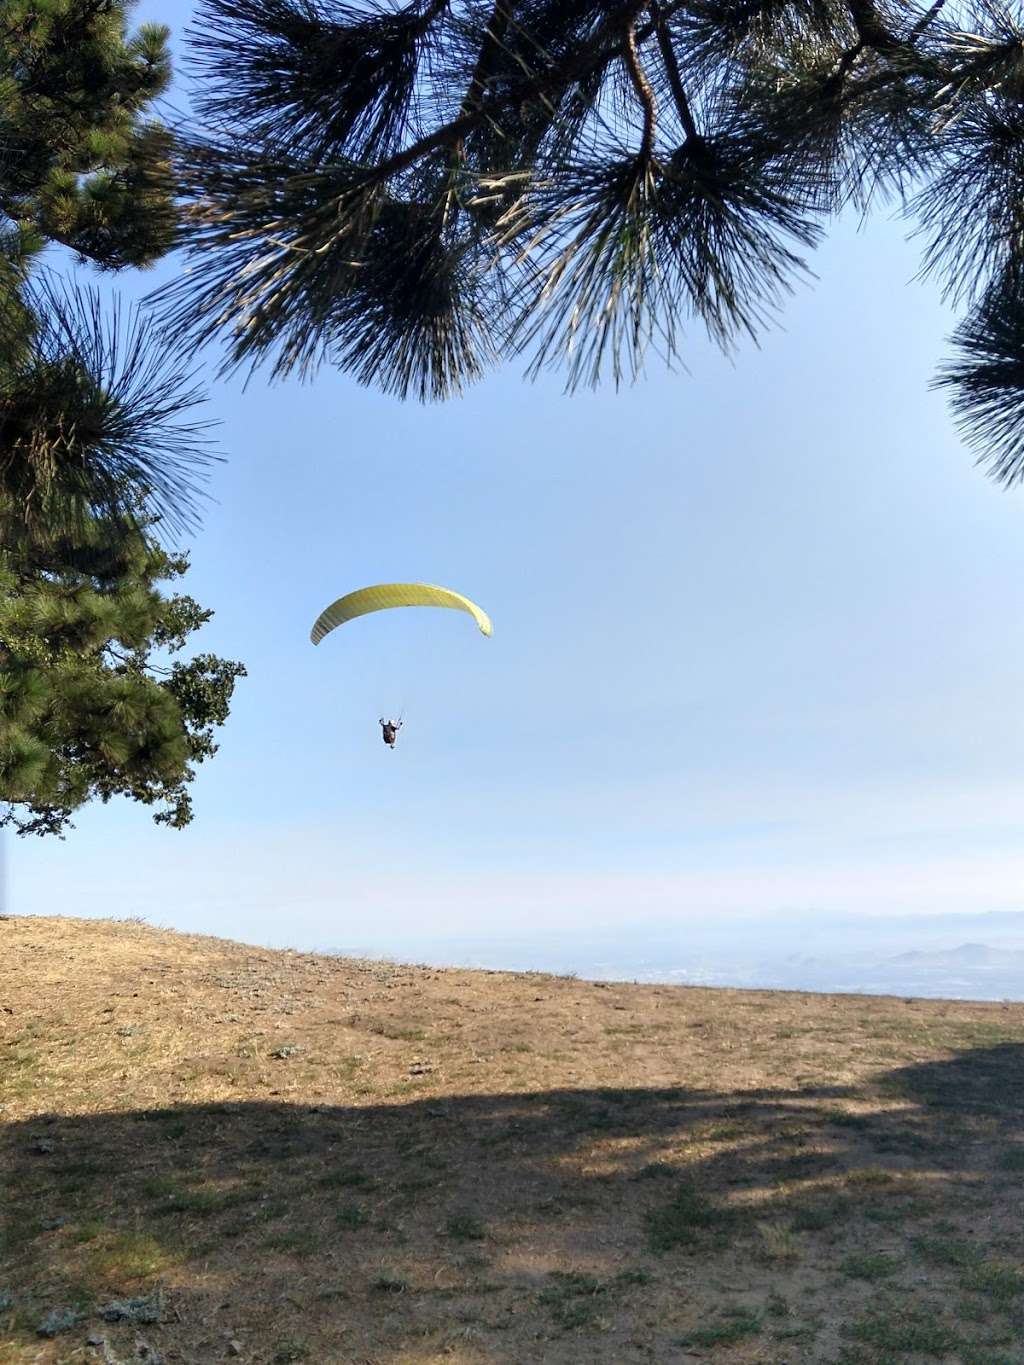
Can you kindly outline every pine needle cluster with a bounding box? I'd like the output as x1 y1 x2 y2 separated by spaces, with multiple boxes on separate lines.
0 0 175 268
0 1 211 538
155 0 1024 480
0 280 215 542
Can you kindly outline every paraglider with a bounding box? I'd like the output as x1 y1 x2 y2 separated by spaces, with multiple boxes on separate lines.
379 718 402 749
310 583 493 645
310 583 492 747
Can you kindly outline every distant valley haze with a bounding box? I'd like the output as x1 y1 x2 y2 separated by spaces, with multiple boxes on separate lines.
333 909 1024 1004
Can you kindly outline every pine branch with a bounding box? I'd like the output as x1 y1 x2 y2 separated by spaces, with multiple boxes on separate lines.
846 0 900 48
651 2 700 143
909 0 950 39
188 0 450 161
836 39 867 78
187 0 693 189
914 96 1024 304
163 0 1024 450
462 0 516 115
505 105 821 387
936 277 1024 485
624 20 658 158
0 278 215 541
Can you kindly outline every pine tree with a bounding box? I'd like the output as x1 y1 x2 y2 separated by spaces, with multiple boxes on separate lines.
0 3 244 836
157 0 1024 483
0 502 245 837
1 0 209 535
1 0 175 273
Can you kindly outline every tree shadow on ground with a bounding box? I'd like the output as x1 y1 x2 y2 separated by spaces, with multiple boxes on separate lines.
2 1045 1022 1364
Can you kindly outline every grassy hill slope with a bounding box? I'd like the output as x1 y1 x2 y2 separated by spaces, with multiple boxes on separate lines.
2 915 1023 1364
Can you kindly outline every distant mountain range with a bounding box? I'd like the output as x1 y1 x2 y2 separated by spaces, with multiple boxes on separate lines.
743 942 1024 999
342 911 1024 1003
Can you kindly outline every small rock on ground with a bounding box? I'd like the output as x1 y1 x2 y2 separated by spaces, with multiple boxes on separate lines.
97 1293 162 1326
36 1308 83 1337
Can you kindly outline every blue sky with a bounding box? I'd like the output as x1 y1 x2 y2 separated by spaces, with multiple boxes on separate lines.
11 1 1024 955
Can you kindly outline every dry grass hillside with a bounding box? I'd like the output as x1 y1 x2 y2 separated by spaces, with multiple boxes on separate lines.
2 915 1023 1365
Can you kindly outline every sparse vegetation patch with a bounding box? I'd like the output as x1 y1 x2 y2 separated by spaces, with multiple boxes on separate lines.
1 916 1022 1364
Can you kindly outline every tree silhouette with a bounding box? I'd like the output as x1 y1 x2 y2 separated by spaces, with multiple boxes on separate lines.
157 0 1024 482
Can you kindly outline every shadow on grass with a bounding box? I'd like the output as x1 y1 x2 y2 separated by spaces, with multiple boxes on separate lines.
2 1044 1022 1362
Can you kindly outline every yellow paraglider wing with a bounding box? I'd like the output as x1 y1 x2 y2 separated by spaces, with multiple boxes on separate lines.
310 583 493 645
